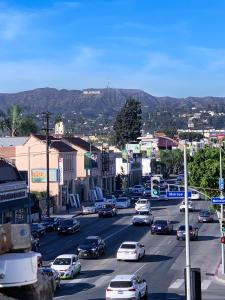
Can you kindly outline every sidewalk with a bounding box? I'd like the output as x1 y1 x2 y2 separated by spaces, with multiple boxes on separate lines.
215 264 225 284
51 206 83 219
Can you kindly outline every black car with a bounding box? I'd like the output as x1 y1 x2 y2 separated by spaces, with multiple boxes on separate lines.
98 204 117 217
31 223 46 237
57 218 80 234
151 219 173 235
42 217 61 232
78 236 106 258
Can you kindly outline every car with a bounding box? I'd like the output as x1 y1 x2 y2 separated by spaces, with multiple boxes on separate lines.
132 209 154 226
51 254 81 279
78 236 106 258
104 195 117 205
98 204 117 217
151 219 173 235
179 200 195 212
198 209 214 223
31 234 40 252
115 197 130 208
31 223 46 237
82 205 96 215
94 198 106 209
135 199 151 211
191 190 201 200
131 185 145 194
176 225 198 240
106 274 148 300
143 188 151 197
39 267 60 292
117 241 145 261
42 217 61 231
114 190 125 198
57 218 80 234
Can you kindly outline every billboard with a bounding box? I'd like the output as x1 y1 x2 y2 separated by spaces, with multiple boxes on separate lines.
31 169 58 183
126 143 140 154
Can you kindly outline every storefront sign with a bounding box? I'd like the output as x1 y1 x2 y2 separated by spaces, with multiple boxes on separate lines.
0 190 27 202
31 169 58 183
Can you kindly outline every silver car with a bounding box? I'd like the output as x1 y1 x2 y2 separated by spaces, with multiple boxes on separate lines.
198 210 214 223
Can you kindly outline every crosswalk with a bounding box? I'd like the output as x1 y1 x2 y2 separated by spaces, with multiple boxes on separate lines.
169 278 213 291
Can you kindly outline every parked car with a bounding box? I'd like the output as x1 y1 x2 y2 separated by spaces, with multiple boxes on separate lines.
98 204 117 217
31 234 40 252
198 210 214 223
106 274 148 300
176 225 198 240
151 219 173 235
143 188 151 197
51 254 81 279
42 217 61 232
57 218 80 234
31 223 46 237
135 199 151 211
132 209 154 226
179 200 195 212
191 190 201 200
82 205 96 215
131 185 145 194
39 267 60 291
114 190 125 198
104 195 117 205
117 241 145 261
77 236 106 258
115 197 130 208
94 198 106 209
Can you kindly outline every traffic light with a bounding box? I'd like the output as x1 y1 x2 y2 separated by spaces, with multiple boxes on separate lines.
151 176 160 198
221 236 225 244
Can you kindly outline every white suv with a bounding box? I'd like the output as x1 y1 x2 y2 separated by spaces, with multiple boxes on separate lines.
106 274 148 300
117 241 145 261
135 199 151 211
179 200 194 212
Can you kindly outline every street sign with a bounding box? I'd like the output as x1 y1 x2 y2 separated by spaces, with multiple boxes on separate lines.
211 197 225 204
166 191 192 198
219 178 224 191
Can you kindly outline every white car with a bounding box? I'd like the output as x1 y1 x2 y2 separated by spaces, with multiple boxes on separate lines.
179 200 195 212
115 197 130 208
117 241 145 261
106 274 148 300
82 205 96 215
135 199 151 211
131 185 145 194
132 210 154 225
105 195 117 205
51 254 81 279
191 190 200 200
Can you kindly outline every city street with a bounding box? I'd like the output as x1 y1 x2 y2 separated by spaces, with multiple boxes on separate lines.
40 200 224 300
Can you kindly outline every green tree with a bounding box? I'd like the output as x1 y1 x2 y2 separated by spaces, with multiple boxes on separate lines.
19 116 38 136
113 98 142 148
188 147 224 197
159 149 184 175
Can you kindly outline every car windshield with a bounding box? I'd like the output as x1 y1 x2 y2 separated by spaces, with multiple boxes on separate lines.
137 211 149 215
61 220 73 226
53 258 71 265
95 199 104 203
179 225 193 230
120 244 136 249
110 281 132 288
117 198 126 202
200 211 210 216
154 220 167 225
82 239 98 246
138 200 147 204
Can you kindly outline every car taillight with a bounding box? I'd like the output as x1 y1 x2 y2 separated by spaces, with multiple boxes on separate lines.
106 288 113 291
128 287 136 291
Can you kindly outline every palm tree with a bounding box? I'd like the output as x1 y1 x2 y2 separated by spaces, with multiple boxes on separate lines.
0 105 22 137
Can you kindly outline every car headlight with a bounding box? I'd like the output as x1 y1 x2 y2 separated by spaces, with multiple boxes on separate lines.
68 227 72 230
92 248 97 251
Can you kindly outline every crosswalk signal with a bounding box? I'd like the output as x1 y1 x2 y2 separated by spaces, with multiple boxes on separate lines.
151 176 160 198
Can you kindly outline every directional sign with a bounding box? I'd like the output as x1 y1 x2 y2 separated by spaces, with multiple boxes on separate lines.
166 191 192 198
219 178 224 191
211 197 225 204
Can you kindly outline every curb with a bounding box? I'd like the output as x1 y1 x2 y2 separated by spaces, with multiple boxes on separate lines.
72 211 83 218
215 262 225 284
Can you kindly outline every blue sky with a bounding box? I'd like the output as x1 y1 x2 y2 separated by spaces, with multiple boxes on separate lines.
1 0 225 96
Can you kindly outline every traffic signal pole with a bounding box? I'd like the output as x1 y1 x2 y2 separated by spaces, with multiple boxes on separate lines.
219 145 225 275
184 141 192 300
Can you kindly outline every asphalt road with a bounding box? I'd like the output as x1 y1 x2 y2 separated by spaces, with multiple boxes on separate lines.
39 199 224 300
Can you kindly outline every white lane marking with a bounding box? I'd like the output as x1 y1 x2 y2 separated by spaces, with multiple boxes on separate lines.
201 279 212 290
135 264 146 274
169 278 184 289
94 275 111 287
67 278 83 284
155 250 160 254
167 240 172 245
104 224 131 241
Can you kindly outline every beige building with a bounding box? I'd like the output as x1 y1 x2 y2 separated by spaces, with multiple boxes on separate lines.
15 135 77 212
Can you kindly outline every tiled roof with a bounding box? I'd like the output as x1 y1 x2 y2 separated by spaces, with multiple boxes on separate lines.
33 135 76 153
63 137 100 152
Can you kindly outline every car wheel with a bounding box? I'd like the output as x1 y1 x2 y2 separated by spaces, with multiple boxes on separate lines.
77 265 81 274
143 287 148 300
57 280 61 289
137 254 141 261
151 231 154 235
176 237 179 240
137 293 141 300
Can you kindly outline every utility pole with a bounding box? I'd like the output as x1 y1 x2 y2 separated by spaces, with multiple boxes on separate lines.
220 144 225 275
42 112 51 217
184 141 192 300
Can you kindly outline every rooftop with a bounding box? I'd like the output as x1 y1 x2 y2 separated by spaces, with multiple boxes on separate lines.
63 137 99 152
